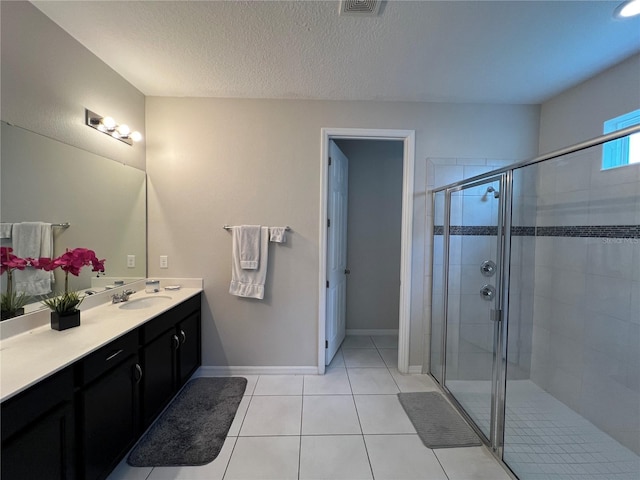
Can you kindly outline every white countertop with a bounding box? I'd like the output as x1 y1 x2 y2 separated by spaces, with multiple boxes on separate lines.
0 279 203 403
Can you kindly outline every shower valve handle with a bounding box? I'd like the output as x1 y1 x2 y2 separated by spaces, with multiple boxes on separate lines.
480 284 496 301
480 260 496 277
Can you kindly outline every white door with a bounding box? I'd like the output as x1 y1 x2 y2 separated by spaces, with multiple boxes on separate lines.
325 140 349 365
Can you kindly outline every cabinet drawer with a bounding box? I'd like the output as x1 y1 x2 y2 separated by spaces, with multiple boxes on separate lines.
81 330 138 385
1 367 73 442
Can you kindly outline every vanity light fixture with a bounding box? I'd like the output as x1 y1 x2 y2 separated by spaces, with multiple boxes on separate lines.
85 109 142 146
614 0 640 18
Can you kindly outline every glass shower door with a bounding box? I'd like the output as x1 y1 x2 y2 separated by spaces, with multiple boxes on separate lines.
441 175 505 443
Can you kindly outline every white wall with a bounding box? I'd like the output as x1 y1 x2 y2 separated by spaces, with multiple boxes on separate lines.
335 139 403 332
0 1 145 169
533 53 640 453
146 97 539 369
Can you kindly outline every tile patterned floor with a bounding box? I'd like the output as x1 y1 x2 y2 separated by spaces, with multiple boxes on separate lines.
447 380 640 480
108 335 512 480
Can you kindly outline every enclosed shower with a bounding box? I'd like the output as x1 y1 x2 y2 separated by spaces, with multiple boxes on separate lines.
429 125 640 479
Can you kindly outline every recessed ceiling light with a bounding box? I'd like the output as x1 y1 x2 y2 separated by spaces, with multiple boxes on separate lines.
614 0 640 18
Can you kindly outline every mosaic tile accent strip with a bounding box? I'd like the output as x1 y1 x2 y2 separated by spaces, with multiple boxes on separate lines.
433 226 498 236
536 225 640 239
511 226 536 236
450 226 499 236
434 225 639 238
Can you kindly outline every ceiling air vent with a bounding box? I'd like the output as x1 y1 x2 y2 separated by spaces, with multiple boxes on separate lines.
339 0 382 16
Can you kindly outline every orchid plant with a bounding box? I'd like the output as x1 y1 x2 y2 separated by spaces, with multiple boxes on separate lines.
0 247 30 318
32 248 106 314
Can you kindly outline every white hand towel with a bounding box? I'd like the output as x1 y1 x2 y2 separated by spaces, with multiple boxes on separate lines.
269 226 287 244
12 222 54 295
230 226 269 299
0 223 12 239
238 225 261 270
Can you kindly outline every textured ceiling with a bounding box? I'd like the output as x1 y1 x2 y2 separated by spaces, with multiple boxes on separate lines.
33 0 640 104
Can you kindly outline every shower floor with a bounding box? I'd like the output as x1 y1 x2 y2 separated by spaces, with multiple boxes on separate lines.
446 379 640 480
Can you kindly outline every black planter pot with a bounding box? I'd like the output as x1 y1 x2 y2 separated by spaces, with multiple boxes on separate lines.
1 308 25 321
51 310 80 331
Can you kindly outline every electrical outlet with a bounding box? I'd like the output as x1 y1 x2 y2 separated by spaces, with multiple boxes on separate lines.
160 255 168 269
127 255 135 268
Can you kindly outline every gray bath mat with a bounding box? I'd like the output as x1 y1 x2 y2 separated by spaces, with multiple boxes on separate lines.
128 377 247 466
398 391 482 448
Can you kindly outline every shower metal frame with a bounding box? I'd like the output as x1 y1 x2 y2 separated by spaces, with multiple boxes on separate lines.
429 123 640 464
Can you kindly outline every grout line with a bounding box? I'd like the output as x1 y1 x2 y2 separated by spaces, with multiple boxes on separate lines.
432 449 452 480
298 393 304 480
143 467 154 480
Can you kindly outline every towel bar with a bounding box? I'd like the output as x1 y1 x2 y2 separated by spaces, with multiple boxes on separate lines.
223 225 290 231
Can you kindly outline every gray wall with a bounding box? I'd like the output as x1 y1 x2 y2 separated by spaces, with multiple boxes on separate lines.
335 139 403 332
539 53 640 153
146 97 540 368
1 1 146 170
1 1 542 370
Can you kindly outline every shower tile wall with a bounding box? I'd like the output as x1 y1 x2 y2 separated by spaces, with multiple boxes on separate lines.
528 146 640 454
428 158 519 381
508 166 538 380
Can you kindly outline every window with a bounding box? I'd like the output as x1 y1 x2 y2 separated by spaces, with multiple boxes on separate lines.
602 109 640 169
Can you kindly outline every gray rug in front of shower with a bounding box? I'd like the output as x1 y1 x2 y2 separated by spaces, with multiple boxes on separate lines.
128 377 247 466
398 392 482 448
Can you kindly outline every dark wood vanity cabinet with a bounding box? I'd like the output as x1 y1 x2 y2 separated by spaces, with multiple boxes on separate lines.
0 293 201 480
177 310 201 387
1 368 76 480
140 294 201 429
78 330 140 480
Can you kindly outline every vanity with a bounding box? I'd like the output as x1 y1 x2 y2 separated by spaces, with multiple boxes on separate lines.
0 282 203 480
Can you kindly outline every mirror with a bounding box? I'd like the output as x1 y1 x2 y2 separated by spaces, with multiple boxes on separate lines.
1 121 146 315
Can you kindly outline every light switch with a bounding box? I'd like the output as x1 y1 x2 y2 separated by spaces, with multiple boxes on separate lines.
127 255 135 268
160 255 168 269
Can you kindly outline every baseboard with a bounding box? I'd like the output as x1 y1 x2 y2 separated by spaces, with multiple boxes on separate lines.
408 365 424 374
196 365 320 376
346 329 399 336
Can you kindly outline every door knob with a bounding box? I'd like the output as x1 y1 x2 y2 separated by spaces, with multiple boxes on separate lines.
344 269 351 275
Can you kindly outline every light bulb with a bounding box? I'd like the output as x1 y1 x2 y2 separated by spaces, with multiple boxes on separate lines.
131 131 142 142
615 0 640 18
118 124 131 137
111 130 121 139
102 116 116 130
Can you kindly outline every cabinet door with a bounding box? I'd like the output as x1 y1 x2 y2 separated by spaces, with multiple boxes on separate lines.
141 329 178 428
177 311 201 387
1 367 75 480
1 402 75 480
81 355 140 480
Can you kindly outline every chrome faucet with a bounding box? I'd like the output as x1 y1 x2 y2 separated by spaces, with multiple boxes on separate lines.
111 289 136 304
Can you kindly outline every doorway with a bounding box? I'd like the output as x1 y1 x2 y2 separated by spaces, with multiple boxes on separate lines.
318 128 415 374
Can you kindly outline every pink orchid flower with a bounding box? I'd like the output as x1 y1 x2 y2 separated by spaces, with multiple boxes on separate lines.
32 248 105 277
0 247 29 275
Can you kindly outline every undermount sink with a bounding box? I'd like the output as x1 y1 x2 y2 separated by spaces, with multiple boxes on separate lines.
118 295 173 310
